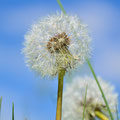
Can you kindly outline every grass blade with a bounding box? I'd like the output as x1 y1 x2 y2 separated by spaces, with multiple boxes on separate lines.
87 59 114 120
0 96 2 119
56 0 66 14
12 102 14 120
82 85 88 120
0 97 2 112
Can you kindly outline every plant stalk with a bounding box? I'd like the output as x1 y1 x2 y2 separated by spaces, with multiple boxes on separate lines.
56 68 65 120
57 0 66 14
12 102 14 120
87 59 114 120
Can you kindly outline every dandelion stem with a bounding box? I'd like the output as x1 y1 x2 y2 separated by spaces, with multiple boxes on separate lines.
56 0 66 14
95 110 108 120
12 102 14 120
56 68 65 120
87 59 114 120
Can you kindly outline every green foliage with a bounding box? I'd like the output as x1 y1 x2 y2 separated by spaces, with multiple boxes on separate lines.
116 104 119 120
12 102 14 120
0 96 2 112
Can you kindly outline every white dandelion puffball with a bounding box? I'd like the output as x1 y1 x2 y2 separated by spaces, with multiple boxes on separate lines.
63 76 118 120
23 13 91 77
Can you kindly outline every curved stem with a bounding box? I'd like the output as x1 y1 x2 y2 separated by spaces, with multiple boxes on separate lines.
95 110 109 120
56 69 66 120
87 59 114 120
57 0 66 14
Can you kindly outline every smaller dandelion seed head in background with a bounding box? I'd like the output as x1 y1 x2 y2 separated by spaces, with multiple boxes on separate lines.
63 76 118 120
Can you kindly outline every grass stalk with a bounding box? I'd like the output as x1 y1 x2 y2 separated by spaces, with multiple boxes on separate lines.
87 59 114 120
0 97 2 112
0 96 2 119
12 102 14 120
56 0 66 14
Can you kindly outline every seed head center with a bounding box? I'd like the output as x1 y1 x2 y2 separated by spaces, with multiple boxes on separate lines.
47 32 70 53
80 98 106 118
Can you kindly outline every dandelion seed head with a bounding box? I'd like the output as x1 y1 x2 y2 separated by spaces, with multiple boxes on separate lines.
63 76 118 120
23 13 91 77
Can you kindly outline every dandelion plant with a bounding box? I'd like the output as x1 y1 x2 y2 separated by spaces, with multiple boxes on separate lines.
63 76 118 120
23 9 91 120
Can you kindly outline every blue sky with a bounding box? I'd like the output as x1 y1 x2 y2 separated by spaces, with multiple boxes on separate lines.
0 0 120 120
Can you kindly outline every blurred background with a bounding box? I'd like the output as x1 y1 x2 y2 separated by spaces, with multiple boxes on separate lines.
0 0 120 120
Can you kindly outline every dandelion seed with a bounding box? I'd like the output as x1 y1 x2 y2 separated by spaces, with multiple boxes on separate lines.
23 13 91 77
63 76 118 120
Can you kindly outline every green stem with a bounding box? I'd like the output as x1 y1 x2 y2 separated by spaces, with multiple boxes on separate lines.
56 68 66 120
56 0 66 14
0 96 2 119
12 102 14 120
82 85 88 120
87 59 114 120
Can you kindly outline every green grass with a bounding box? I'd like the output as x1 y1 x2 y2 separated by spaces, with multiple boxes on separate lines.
0 96 2 119
56 0 66 14
87 59 114 120
12 102 14 120
0 96 2 112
